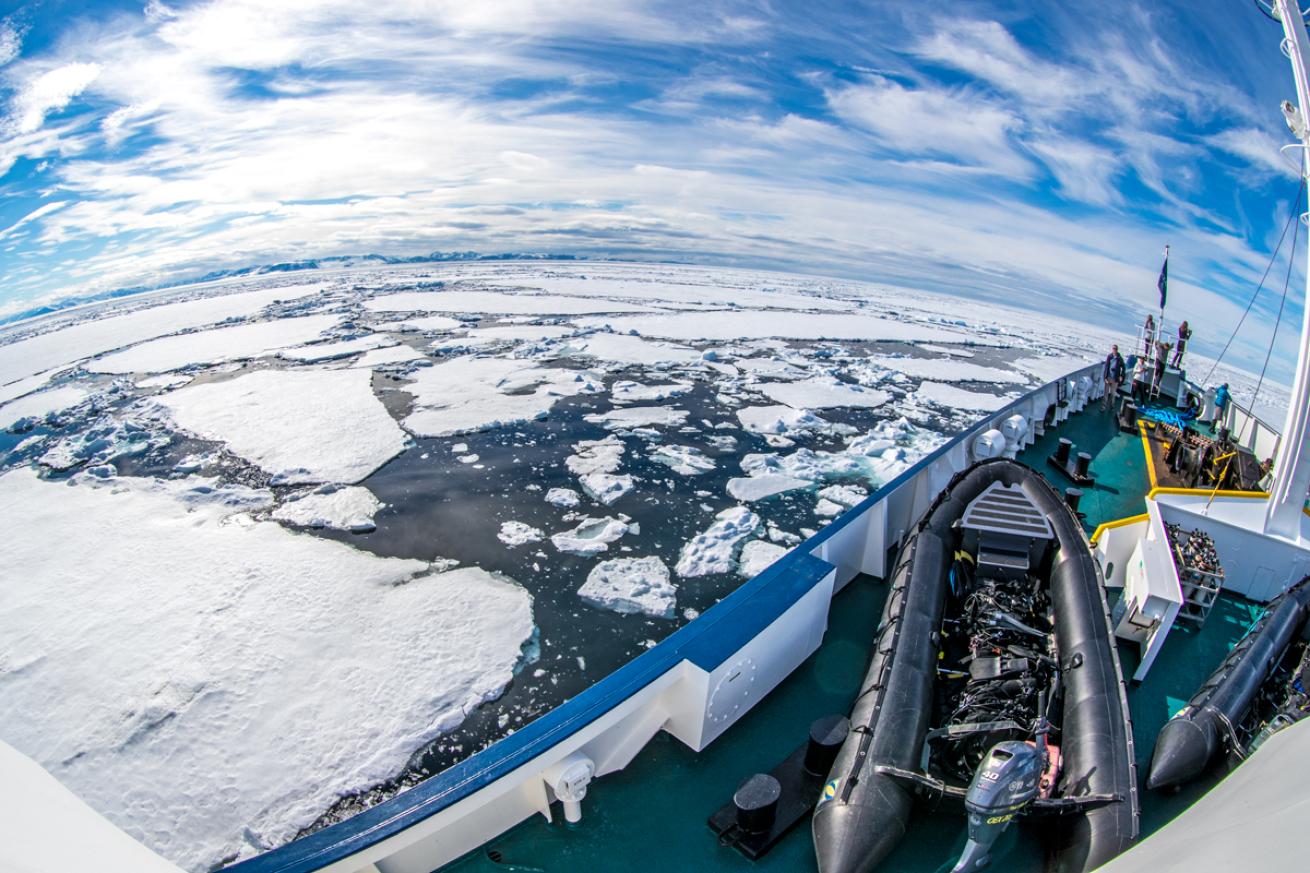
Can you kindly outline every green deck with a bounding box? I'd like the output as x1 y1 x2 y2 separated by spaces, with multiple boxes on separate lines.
443 405 1263 873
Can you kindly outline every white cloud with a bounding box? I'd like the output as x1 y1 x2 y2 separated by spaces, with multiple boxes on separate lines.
0 20 20 66
11 62 102 134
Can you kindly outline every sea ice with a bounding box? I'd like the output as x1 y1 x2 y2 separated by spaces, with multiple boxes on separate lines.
545 487 581 508
649 444 716 476
0 385 90 430
372 314 465 332
1011 355 1095 384
271 485 383 532
583 405 690 431
675 506 761 577
0 283 322 384
726 473 812 501
0 368 65 406
915 382 1014 412
868 356 1026 384
577 310 971 343
158 368 408 484
735 405 832 436
87 314 340 374
350 345 428 369
610 379 694 404
577 556 676 618
0 467 533 872
38 414 169 471
758 377 890 410
738 539 789 578
580 473 635 505
402 356 602 437
278 335 396 362
563 333 702 366
551 516 630 556
566 435 624 476
498 521 545 547
363 290 652 315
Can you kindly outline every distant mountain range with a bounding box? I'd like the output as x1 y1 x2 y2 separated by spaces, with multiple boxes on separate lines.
1 251 586 327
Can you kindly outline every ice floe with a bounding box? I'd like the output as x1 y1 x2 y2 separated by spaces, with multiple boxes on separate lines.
577 310 972 343
610 379 693 404
402 356 602 437
727 473 811 502
650 444 716 476
738 539 789 578
0 467 533 872
563 332 702 366
868 356 1026 384
278 334 396 362
158 368 408 483
135 374 193 390
577 556 676 618
0 385 90 430
350 344 428 369
272 485 383 532
0 283 323 384
38 414 169 471
498 521 545 547
736 404 832 437
551 516 630 556
675 506 761 577
1011 354 1095 384
915 381 1014 412
583 405 689 431
758 377 890 410
545 487 581 508
364 290 652 315
87 314 340 374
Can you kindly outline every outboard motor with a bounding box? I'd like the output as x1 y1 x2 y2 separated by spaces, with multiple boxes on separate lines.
951 740 1043 872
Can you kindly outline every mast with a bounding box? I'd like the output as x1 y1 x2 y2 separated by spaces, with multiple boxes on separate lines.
1264 0 1310 538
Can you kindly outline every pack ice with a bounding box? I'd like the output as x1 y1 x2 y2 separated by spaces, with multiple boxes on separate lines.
158 368 408 484
0 468 533 872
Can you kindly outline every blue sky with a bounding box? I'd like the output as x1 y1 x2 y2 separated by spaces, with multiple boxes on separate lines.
0 0 1306 381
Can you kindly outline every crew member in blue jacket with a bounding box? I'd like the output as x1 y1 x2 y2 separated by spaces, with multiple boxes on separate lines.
1102 344 1126 412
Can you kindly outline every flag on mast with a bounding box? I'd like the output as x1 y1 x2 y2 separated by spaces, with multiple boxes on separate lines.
1157 245 1169 310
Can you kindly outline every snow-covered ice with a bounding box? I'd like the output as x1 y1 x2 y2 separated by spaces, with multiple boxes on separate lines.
583 405 689 431
1012 355 1095 383
577 556 676 618
675 506 761 577
551 516 630 556
402 356 601 437
564 332 702 366
0 385 89 430
0 467 533 872
727 473 812 501
271 485 384 532
498 521 545 547
577 310 972 343
650 444 716 475
580 473 634 505
915 382 1015 412
545 487 581 508
738 539 789 578
364 290 652 315
0 284 323 384
279 335 396 362
135 373 193 389
758 377 890 409
350 344 428 369
610 379 693 404
868 356 1026 384
88 314 340 374
736 405 832 436
158 368 408 483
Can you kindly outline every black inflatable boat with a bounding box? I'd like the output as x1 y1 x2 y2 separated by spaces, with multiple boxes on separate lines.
812 459 1138 873
1147 575 1310 790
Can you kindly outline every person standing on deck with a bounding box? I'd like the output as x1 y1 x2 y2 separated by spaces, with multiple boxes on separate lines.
1172 321 1191 367
1215 383 1231 431
1102 344 1125 412
1143 314 1156 357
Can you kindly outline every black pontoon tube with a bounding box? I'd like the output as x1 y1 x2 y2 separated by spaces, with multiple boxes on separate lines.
812 459 1137 873
1147 575 1310 790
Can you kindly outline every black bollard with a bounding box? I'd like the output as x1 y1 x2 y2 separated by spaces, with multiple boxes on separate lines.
803 715 850 777
1055 438 1072 466
1075 452 1092 479
1065 488 1083 512
733 773 781 834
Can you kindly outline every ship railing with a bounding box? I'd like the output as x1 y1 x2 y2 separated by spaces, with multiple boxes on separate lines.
223 362 1105 873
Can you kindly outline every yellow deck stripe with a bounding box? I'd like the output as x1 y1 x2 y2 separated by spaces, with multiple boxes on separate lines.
1138 421 1158 489
1089 513 1150 546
